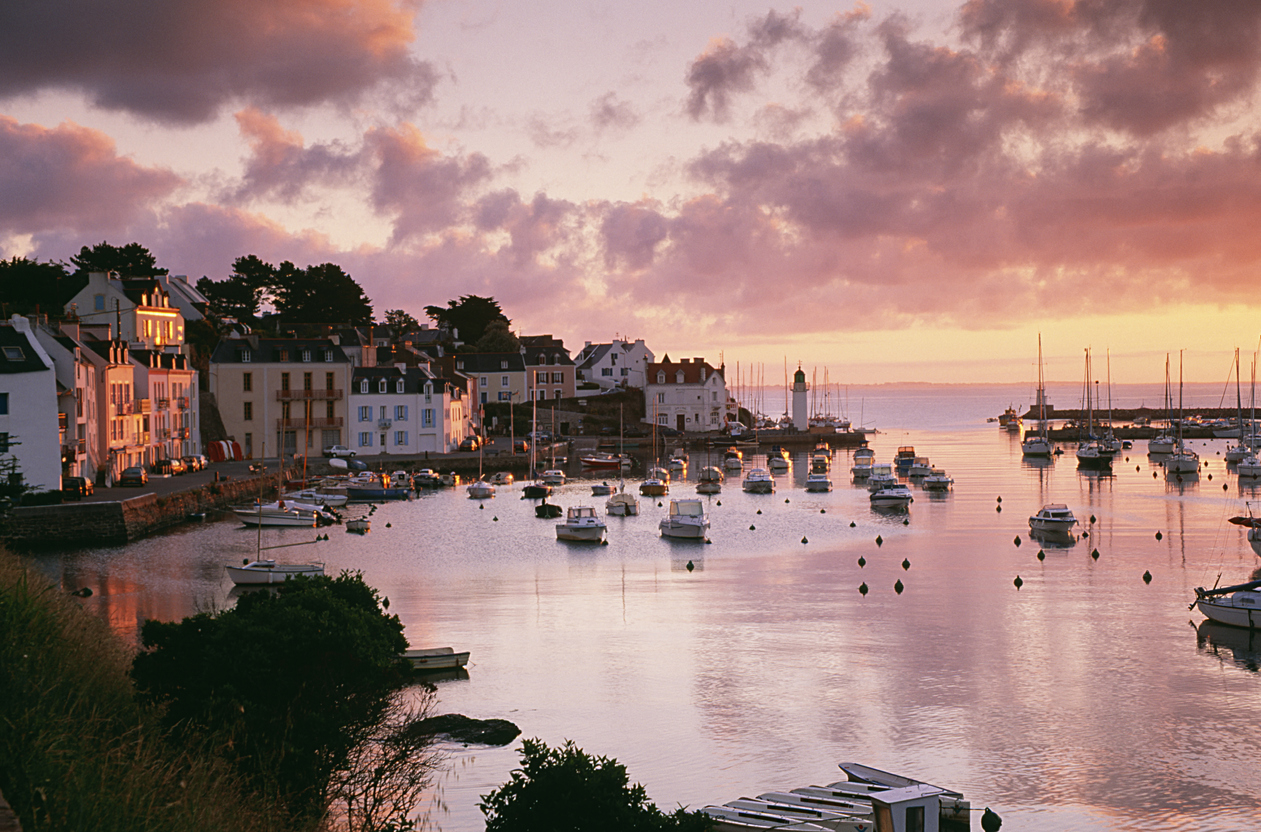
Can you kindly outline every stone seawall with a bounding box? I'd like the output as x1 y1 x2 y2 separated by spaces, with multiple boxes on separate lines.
0 470 293 549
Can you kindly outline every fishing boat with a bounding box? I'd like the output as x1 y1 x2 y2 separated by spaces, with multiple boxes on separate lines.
1029 503 1077 533
851 446 874 479
1193 580 1261 629
869 484 913 508
696 465 723 494
893 446 917 473
556 505 607 542
639 475 668 496
742 468 775 493
866 463 897 492
226 559 324 585
659 498 709 540
1022 335 1054 457
534 497 563 518
605 485 640 516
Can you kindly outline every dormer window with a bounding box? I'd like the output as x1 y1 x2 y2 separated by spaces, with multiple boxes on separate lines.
278 349 288 361
324 349 333 362
500 360 509 370
360 379 368 394
241 349 252 363
656 371 665 384
378 379 387 394
302 349 311 362
676 370 685 383
396 379 404 393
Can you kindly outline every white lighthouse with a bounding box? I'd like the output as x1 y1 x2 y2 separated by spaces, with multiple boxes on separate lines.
791 365 809 430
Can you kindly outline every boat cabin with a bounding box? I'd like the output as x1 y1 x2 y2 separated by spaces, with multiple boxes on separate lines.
870 784 950 832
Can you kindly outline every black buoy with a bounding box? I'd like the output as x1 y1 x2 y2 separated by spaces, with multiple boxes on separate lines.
902 518 909 525
1014 535 1022 547
876 535 883 546
1155 531 1162 540
902 558 910 571
1143 570 1152 584
981 807 1003 831
894 579 904 594
1224 483 1229 491
1090 515 1096 524
1208 474 1213 481
850 521 856 527
785 498 790 503
658 501 663 507
1037 550 1045 561
1137 465 1141 472
1091 548 1100 560
1082 530 1089 538
996 496 1002 503
756 509 762 515
821 509 826 514
1153 471 1158 478
716 500 721 506
385 522 391 528
996 505 1002 513
859 582 868 596
686 560 694 572
801 536 808 544
382 597 389 609
1014 575 1023 589
750 524 756 530
858 556 866 567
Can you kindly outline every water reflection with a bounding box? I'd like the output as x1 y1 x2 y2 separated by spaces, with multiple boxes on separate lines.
1029 528 1078 550
1196 621 1261 673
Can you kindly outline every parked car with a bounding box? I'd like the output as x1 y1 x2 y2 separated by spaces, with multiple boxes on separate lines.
458 436 482 452
153 458 186 476
118 467 148 486
181 454 206 472
61 476 94 500
513 439 530 453
323 445 356 458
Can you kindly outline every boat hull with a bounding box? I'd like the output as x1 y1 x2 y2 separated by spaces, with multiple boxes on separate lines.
402 647 470 671
226 562 324 585
556 525 607 542
659 519 708 539
233 509 316 527
1197 593 1261 628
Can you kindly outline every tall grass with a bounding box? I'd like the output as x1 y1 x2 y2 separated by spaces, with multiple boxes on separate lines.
0 550 283 832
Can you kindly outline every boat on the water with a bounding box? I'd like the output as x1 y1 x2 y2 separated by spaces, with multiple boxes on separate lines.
345 517 370 534
233 499 336 527
605 485 640 516
722 448 744 470
805 471 833 492
556 505 607 542
1023 335 1054 458
401 646 470 672
534 498 563 518
922 468 953 491
1194 580 1261 629
742 468 775 493
1029 503 1077 533
466 479 495 499
866 463 897 492
659 498 709 540
696 466 723 494
590 481 614 495
226 559 324 585
869 484 913 508
851 446 874 479
413 469 443 488
639 475 668 496
540 469 566 485
907 457 932 478
893 446 916 473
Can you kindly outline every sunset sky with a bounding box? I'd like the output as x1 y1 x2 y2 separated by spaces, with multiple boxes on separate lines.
2 0 1260 384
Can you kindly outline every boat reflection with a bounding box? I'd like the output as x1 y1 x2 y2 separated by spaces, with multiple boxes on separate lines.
1029 528 1078 550
1196 620 1261 673
1021 455 1053 471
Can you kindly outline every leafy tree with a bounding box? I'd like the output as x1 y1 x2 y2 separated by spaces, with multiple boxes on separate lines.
425 295 509 345
479 738 712 832
70 241 167 277
474 318 521 353
384 309 420 338
197 255 277 321
273 262 374 326
130 572 413 821
0 257 74 317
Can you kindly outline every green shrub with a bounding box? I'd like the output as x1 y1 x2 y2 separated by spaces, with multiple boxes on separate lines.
480 738 712 831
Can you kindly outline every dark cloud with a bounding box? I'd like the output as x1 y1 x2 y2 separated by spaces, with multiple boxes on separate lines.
0 0 437 124
590 93 640 133
599 201 669 269
229 109 361 204
684 9 810 122
0 117 181 235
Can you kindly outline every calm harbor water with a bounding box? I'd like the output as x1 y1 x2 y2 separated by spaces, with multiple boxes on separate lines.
26 383 1261 831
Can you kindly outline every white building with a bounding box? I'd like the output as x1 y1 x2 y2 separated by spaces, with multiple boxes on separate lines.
0 316 62 492
574 339 654 393
32 322 102 481
348 365 472 454
66 272 187 352
643 356 728 433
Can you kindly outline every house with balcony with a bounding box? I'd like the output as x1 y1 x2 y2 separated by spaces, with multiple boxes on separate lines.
82 335 147 483
32 322 102 482
575 338 654 393
643 356 728 433
209 335 352 459
347 365 472 454
0 316 61 493
131 349 200 462
520 335 576 401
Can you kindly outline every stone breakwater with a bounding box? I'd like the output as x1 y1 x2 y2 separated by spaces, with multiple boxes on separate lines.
0 470 294 549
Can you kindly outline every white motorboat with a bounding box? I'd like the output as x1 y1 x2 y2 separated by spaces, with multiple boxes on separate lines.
696 465 723 495
1163 445 1200 474
541 469 566 485
345 517 370 534
810 446 832 473
591 481 614 495
606 486 640 516
722 448 744 470
233 501 325 527
1237 454 1261 478
869 484 913 507
742 468 775 493
907 457 932 477
647 465 671 483
413 469 443 488
400 646 471 672
850 446 874 478
1194 580 1261 628
668 448 689 470
226 559 324 585
284 488 349 507
466 479 495 499
556 505 607 542
922 468 953 491
866 463 897 492
805 471 833 492
490 471 515 485
1029 503 1077 533
659 498 709 540
1148 434 1176 455
767 455 790 472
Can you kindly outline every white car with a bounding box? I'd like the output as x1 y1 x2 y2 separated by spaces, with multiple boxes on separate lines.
323 445 356 458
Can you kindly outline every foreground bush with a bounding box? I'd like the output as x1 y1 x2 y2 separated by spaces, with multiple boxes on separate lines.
480 738 712 832
0 552 273 832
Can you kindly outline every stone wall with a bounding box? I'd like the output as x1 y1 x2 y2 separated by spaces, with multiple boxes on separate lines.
0 470 293 549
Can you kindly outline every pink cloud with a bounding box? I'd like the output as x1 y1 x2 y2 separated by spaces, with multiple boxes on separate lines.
0 0 437 124
0 117 181 235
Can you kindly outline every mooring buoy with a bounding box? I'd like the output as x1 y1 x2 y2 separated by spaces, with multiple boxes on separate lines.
1155 531 1162 540
894 579 904 594
1013 576 1023 589
876 535 883 546
1037 550 1045 561
859 582 868 596
1091 548 1100 560
858 556 866 567
902 558 910 571
686 560 694 571
1143 570 1152 584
